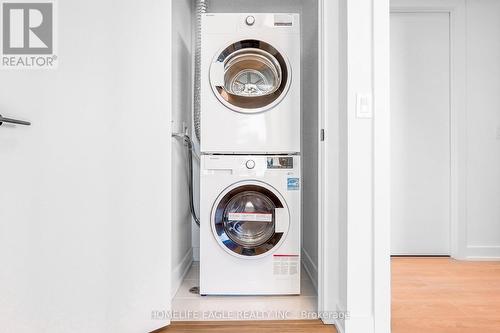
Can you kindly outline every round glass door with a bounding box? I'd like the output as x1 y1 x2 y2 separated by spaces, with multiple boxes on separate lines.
223 191 275 247
212 183 289 258
210 40 291 113
224 49 281 97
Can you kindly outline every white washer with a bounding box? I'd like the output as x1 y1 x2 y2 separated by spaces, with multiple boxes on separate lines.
200 155 301 295
200 13 301 154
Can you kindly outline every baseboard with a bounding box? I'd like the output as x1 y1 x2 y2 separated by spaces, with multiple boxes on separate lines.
171 248 193 298
316 313 345 332
301 248 318 292
465 245 500 260
333 319 345 333
330 303 346 333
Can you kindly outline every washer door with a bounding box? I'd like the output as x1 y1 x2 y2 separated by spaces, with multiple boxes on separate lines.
212 182 290 258
210 40 291 114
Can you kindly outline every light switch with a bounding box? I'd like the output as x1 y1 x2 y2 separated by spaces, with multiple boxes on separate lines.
356 93 373 119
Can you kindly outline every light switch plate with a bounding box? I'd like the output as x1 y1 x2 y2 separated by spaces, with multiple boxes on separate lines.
356 93 373 119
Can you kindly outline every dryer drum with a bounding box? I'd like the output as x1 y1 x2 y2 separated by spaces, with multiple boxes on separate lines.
211 39 291 113
224 49 282 97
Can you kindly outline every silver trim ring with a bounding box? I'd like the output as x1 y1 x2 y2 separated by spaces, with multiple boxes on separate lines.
211 180 290 259
210 39 292 114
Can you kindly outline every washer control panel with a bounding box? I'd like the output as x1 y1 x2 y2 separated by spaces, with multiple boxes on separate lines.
245 159 256 169
267 157 294 169
245 15 255 26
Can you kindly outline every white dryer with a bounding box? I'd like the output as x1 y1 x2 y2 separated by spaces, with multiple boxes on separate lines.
200 13 301 154
200 155 301 295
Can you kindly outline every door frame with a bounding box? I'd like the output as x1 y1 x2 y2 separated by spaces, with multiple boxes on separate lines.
373 1 391 331
319 0 391 332
317 0 339 324
390 0 467 259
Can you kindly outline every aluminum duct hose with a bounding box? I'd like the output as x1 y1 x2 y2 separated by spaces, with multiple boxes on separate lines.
193 0 207 141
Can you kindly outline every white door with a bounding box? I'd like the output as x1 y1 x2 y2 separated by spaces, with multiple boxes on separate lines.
390 12 451 255
0 1 172 332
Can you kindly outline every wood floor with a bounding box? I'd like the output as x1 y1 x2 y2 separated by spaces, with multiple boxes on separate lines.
157 320 336 333
392 257 500 333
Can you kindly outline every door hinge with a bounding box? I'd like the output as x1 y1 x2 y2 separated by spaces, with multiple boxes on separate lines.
320 129 325 142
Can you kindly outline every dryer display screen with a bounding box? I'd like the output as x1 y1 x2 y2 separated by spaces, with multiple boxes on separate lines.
267 157 293 169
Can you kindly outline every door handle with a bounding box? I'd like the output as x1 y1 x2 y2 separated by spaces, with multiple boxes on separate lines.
0 114 31 126
274 207 288 233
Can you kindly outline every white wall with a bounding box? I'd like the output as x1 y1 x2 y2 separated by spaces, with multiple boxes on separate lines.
0 1 173 332
171 0 194 294
464 0 500 259
300 0 320 291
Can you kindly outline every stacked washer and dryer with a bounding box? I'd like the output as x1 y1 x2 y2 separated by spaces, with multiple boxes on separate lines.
199 13 301 295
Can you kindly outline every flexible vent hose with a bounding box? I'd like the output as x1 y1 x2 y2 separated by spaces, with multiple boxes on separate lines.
193 0 207 141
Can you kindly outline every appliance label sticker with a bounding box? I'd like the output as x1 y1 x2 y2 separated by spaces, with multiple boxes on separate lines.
273 255 300 276
227 212 273 222
287 178 300 191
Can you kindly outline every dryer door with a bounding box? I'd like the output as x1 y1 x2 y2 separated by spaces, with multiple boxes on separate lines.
211 181 290 258
210 40 291 114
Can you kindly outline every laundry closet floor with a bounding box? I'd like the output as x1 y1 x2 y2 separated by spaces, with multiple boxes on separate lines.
172 262 317 321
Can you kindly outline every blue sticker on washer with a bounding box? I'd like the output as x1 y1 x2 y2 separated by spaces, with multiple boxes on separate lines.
287 178 300 190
